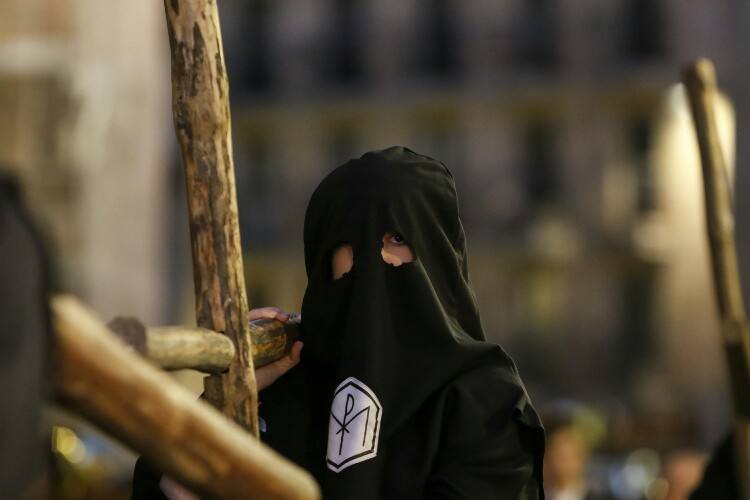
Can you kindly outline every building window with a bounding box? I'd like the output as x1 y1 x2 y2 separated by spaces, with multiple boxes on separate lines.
628 114 656 212
408 0 458 79
236 134 278 247
418 0 458 78
325 121 361 172
522 120 558 209
512 0 558 70
413 116 464 177
620 0 664 61
246 0 273 91
327 0 364 84
614 263 657 384
219 0 273 94
411 115 472 220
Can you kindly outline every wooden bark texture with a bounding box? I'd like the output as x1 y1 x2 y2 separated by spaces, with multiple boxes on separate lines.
51 295 320 500
163 0 258 435
683 58 750 500
106 318 300 372
148 326 236 373
250 317 301 368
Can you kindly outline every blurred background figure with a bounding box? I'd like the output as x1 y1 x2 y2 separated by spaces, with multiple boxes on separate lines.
658 450 707 500
546 422 592 500
544 407 613 500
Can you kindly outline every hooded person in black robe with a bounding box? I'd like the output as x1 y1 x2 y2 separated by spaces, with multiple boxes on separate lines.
133 146 545 499
260 146 545 499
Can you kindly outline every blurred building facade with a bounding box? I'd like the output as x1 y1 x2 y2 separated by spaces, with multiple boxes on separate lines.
0 0 171 325
3 0 750 456
217 0 750 448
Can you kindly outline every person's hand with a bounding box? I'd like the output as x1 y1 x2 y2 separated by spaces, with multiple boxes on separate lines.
249 307 303 391
160 476 198 500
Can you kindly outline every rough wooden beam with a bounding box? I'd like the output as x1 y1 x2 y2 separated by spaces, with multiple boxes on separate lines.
683 58 750 500
51 295 320 500
163 0 259 434
107 317 301 373
148 326 236 372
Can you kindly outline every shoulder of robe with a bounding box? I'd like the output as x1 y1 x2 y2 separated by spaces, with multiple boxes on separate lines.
444 365 543 431
438 363 545 456
424 364 546 499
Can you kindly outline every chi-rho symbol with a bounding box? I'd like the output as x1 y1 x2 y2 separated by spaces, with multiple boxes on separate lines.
326 377 382 472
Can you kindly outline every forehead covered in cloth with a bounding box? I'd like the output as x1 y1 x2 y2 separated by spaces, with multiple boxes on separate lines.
303 146 469 282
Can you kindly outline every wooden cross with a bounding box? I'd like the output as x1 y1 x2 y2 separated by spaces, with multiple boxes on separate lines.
49 1 320 498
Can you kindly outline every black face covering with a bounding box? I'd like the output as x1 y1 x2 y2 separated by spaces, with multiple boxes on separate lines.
261 147 544 499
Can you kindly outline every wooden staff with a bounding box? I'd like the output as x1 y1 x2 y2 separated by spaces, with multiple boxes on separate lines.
52 295 320 500
163 1 259 434
107 316 301 373
683 58 750 500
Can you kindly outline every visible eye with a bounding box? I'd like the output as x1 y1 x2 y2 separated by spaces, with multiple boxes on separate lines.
381 232 415 266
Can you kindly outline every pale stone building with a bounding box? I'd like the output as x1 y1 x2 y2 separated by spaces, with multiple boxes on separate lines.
0 0 172 325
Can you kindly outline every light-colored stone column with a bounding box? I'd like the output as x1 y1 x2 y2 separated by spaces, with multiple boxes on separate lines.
69 0 171 324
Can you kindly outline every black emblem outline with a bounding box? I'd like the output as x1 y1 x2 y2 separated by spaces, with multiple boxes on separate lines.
326 379 382 471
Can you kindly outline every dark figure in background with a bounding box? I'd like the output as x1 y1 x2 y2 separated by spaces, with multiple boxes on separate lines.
133 146 545 499
0 176 52 499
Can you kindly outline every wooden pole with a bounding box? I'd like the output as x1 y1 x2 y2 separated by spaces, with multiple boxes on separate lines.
52 295 320 500
106 317 301 373
147 325 236 372
683 58 750 500
163 0 259 434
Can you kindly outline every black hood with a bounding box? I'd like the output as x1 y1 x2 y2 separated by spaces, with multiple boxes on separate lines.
261 146 544 499
300 147 495 428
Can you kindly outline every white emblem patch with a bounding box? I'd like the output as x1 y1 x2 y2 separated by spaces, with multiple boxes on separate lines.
326 377 382 473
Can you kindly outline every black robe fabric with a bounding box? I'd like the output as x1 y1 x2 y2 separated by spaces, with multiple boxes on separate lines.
132 458 168 500
261 146 544 499
132 146 545 499
690 432 738 500
0 177 52 499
